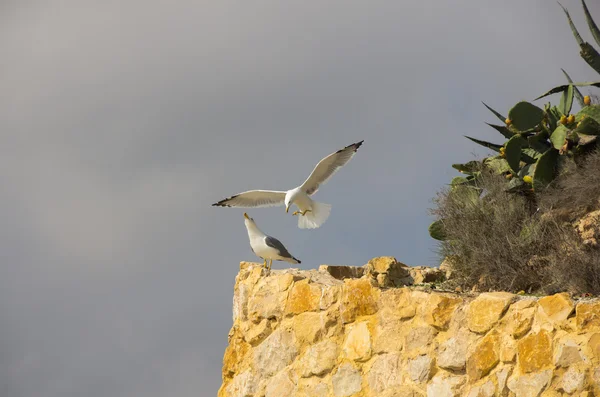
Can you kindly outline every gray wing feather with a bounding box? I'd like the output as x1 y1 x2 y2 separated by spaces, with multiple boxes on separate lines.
264 236 293 259
300 140 363 196
212 190 286 208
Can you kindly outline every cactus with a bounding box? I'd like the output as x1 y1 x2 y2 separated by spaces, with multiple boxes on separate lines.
560 1 600 75
428 220 446 241
429 1 600 240
507 101 545 132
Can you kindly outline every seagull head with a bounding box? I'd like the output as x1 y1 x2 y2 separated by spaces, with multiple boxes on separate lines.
284 194 293 213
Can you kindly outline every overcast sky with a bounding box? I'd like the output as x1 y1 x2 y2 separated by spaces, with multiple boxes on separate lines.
2 1 600 396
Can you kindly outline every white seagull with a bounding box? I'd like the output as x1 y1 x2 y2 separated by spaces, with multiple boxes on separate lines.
243 213 300 270
213 140 364 229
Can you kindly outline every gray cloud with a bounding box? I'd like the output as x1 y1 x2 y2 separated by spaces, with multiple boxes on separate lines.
1 0 599 396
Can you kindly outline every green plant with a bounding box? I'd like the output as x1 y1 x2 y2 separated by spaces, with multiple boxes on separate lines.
429 1 600 242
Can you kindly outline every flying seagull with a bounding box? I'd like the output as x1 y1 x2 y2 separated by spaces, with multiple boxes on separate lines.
213 140 364 229
243 213 300 270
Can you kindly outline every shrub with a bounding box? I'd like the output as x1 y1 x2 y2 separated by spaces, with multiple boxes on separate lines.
432 151 600 294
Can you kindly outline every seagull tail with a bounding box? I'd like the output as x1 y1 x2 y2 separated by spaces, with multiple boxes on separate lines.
298 201 331 229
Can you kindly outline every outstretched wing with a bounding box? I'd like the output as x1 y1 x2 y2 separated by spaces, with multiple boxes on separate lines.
264 236 293 259
300 140 364 196
212 190 286 208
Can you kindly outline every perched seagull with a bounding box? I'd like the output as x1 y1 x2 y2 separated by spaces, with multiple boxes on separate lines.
213 140 364 229
243 213 300 270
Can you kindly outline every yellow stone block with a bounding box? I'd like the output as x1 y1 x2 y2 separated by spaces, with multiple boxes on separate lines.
222 332 250 379
285 279 322 315
517 330 552 373
293 312 326 344
588 333 600 361
467 332 500 381
509 306 536 339
576 301 600 330
423 294 461 330
342 321 372 361
468 292 515 334
340 278 379 323
538 293 574 324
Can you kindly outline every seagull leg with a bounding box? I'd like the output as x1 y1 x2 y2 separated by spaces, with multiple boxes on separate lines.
292 211 299 216
263 259 267 269
301 209 312 216
268 259 273 271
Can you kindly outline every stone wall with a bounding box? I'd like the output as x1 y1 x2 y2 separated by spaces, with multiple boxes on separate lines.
218 257 600 397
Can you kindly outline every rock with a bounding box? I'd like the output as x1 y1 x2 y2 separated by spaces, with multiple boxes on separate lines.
380 386 424 397
576 301 600 330
408 355 434 383
247 274 290 322
253 328 298 377
342 321 372 361
506 303 536 339
507 370 552 397
292 312 327 344
222 330 250 378
379 288 416 323
423 294 461 330
377 273 391 287
226 370 256 397
285 279 322 315
560 365 586 394
219 262 600 396
538 293 574 324
575 209 600 246
438 335 469 371
495 366 512 396
319 265 364 280
592 367 600 392
554 339 583 367
367 353 403 393
468 292 515 333
265 370 296 397
332 363 362 397
367 256 410 277
410 266 446 284
405 326 437 353
467 332 500 381
589 332 600 360
299 340 338 377
340 278 379 323
233 282 251 323
296 377 330 397
244 319 272 346
517 330 552 373
373 323 404 353
426 374 466 397
499 336 516 362
467 380 495 397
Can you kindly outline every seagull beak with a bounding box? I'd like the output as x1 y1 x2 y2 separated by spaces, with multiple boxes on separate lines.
285 206 289 213
243 213 249 220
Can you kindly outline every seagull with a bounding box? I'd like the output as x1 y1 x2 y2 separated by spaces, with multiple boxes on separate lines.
243 213 300 271
213 140 364 229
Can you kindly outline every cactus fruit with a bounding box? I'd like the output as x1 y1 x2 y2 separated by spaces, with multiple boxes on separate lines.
584 95 592 105
560 115 568 125
505 118 512 126
523 175 533 184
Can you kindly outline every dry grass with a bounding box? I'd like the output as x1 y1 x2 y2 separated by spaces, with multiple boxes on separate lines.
432 150 600 294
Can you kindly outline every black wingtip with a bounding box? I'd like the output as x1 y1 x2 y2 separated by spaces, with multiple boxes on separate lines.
211 194 238 207
337 140 364 154
295 258 301 264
